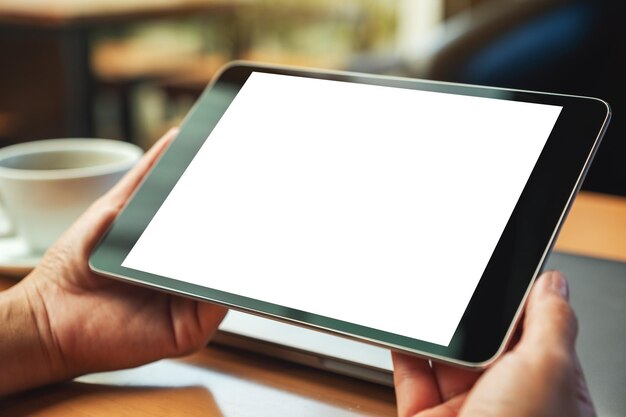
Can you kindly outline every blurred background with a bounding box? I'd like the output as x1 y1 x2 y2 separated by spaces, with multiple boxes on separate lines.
1 0 624 194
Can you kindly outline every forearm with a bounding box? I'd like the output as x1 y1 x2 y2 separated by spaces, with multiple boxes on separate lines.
0 280 66 396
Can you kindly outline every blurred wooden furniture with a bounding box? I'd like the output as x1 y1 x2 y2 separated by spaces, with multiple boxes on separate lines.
555 192 626 262
0 33 70 143
0 0 240 139
0 0 240 29
0 112 19 141
159 51 344 103
0 190 625 416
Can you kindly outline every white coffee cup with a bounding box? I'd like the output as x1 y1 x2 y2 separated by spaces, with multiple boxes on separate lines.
0 138 143 253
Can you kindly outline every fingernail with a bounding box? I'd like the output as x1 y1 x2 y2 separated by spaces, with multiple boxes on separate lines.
549 270 569 300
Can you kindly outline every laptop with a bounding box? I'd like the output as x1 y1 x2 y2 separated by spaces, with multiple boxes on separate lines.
214 252 626 416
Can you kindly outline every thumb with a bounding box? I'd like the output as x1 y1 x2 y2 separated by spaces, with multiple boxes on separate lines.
103 127 178 208
55 128 178 254
518 270 578 357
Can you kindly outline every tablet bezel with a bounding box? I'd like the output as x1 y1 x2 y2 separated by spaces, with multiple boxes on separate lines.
90 62 610 367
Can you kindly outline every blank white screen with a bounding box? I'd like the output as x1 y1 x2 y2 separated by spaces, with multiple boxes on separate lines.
123 72 562 346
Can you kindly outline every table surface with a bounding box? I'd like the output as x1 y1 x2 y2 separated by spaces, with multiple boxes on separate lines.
1 190 625 416
0 0 242 27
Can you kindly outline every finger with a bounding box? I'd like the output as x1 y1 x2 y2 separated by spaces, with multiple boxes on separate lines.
168 297 228 356
59 128 178 252
197 303 228 341
431 362 481 401
518 270 578 356
392 352 441 417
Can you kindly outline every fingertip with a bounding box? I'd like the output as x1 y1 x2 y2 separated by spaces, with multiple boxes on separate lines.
392 352 441 416
198 303 228 341
528 271 573 320
146 126 179 156
539 270 569 300
521 270 578 354
162 126 180 142
391 351 429 374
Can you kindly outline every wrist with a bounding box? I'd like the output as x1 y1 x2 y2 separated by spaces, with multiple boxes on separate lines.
0 276 68 396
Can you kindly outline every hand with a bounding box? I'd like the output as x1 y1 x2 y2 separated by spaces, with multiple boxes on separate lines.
393 271 596 417
1 129 226 395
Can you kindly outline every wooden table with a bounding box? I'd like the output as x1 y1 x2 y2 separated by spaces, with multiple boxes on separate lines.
0 0 241 139
1 191 625 416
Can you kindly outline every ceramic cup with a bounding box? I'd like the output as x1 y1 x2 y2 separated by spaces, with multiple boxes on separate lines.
0 138 143 253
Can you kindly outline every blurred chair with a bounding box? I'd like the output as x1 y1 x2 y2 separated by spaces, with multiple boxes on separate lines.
348 0 624 195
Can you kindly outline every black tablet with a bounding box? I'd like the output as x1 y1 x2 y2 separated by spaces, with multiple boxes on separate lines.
90 62 610 367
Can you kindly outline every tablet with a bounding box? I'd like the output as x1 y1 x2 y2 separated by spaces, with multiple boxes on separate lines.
89 62 610 368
